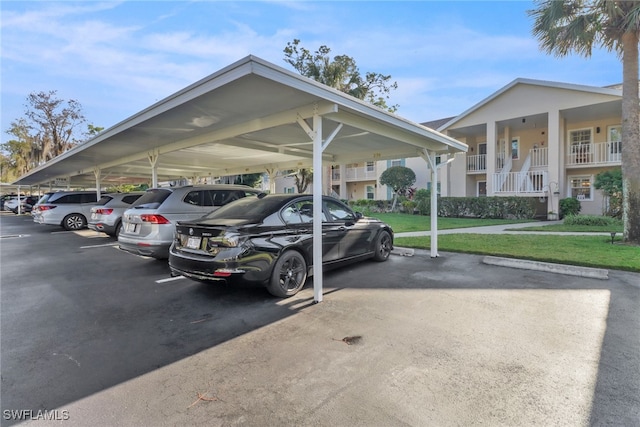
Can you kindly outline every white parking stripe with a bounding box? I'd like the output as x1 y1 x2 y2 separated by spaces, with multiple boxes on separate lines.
80 243 119 249
156 276 186 284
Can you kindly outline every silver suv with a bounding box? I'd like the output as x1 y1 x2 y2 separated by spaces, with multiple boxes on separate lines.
88 192 144 237
32 191 101 230
118 185 261 259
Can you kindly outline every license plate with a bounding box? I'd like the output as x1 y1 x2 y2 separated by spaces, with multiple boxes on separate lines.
124 222 138 233
186 236 201 249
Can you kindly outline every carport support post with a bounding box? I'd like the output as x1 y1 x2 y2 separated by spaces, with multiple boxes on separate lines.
420 149 451 258
312 113 324 303
94 168 101 200
148 151 159 188
17 185 21 214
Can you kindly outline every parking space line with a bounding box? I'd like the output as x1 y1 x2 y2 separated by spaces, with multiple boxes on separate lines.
80 243 119 249
156 276 186 284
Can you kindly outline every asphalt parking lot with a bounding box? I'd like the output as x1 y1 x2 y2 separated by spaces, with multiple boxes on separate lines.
1 212 639 426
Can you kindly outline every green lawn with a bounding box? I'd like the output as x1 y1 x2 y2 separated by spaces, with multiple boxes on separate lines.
365 212 532 233
371 213 640 272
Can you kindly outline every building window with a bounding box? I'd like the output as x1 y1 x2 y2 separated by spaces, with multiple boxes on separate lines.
391 159 402 167
511 137 520 160
284 187 295 194
608 125 622 161
427 182 441 195
366 161 375 172
569 175 592 201
366 185 375 200
569 128 592 163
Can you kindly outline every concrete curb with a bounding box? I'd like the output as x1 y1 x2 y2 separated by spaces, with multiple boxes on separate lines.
482 256 609 280
391 247 414 257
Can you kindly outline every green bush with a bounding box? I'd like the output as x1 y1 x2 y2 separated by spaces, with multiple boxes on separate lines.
563 214 622 227
349 196 536 219
401 200 417 213
437 196 536 219
413 189 431 215
559 197 581 218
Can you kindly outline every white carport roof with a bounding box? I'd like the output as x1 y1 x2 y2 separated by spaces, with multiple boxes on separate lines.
14 55 466 187
13 55 467 303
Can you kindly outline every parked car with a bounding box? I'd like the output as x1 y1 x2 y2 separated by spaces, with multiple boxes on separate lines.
4 195 39 214
32 191 101 230
168 194 394 298
118 185 261 259
1 194 19 211
88 192 144 237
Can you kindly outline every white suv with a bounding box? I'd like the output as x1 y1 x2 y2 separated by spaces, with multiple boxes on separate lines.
32 191 101 230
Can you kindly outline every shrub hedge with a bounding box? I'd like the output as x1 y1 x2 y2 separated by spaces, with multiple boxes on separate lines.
349 196 536 219
563 214 622 227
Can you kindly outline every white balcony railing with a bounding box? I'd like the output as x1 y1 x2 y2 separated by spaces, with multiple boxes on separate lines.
332 167 377 182
467 154 487 172
493 171 548 194
567 141 622 166
529 147 548 168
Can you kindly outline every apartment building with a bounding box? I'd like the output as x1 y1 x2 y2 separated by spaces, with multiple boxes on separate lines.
275 78 625 218
438 78 623 217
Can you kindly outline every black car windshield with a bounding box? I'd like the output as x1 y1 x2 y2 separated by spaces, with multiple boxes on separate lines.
203 196 285 220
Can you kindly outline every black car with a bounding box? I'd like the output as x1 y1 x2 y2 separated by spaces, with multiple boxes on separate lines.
168 194 394 297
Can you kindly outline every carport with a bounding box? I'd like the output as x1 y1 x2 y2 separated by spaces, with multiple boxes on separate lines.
12 55 467 302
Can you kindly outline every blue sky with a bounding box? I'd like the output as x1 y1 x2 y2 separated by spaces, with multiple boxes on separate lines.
1 1 623 144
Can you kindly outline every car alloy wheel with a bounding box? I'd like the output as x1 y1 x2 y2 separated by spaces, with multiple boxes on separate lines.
373 230 392 261
267 250 307 298
63 214 86 231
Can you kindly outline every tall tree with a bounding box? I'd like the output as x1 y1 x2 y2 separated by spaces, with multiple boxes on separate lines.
25 90 87 163
2 91 96 178
294 168 313 193
284 39 399 112
284 39 400 196
528 0 640 244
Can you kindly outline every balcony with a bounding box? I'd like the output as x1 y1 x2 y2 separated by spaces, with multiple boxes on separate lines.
493 171 548 194
331 166 377 182
467 154 487 173
567 141 622 167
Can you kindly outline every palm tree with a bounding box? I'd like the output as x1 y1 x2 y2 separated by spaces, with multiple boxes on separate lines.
528 0 640 244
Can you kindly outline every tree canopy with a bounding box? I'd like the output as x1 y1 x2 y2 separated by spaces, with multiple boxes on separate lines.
2 90 99 181
379 166 416 211
284 39 399 113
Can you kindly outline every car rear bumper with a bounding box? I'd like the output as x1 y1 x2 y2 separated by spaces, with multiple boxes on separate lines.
168 246 274 284
88 222 117 234
118 239 171 259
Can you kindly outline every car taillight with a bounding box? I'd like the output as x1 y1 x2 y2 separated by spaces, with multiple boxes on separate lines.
38 205 56 211
95 208 113 215
140 214 171 224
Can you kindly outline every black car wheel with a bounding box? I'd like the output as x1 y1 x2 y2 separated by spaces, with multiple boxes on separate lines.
373 230 392 262
113 220 122 238
267 250 307 298
63 214 87 231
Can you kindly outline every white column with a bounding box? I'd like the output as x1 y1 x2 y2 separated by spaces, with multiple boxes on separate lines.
486 121 497 195
312 113 323 303
94 168 101 200
548 110 562 214
148 150 159 188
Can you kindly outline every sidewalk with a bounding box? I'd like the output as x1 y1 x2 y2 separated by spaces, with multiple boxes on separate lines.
395 220 611 237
